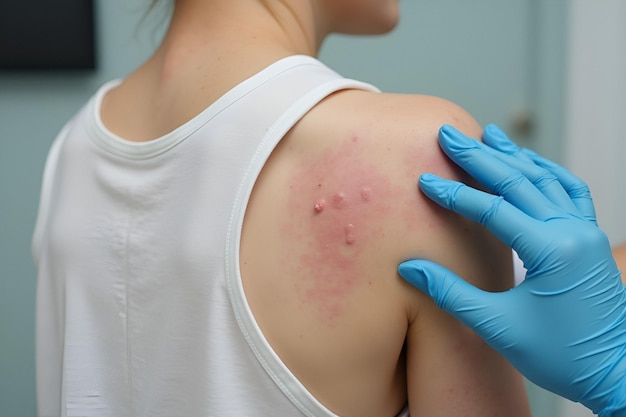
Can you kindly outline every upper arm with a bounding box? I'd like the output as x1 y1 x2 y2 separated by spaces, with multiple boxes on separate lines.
381 94 529 416
302 90 530 416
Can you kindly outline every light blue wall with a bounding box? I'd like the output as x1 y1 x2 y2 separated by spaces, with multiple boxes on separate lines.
0 1 566 416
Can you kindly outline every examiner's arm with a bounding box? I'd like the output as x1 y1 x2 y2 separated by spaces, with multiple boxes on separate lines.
398 124 626 417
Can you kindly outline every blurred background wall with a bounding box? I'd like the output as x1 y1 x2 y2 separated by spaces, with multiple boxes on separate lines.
566 0 626 247
2 1 621 416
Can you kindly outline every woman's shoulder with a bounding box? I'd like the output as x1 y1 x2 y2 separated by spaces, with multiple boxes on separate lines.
285 87 512 300
307 88 480 140
287 88 484 230
290 89 482 172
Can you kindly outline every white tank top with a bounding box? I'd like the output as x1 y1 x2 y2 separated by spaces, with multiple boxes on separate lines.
32 56 414 417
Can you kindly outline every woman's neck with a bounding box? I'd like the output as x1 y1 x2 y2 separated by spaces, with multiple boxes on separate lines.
165 0 322 57
100 0 326 142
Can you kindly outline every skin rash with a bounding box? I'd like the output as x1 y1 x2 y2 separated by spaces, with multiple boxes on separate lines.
282 133 410 321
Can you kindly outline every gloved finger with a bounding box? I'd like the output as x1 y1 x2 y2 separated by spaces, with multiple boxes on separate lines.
398 260 503 341
523 148 597 225
438 125 563 221
459 123 579 213
419 173 538 249
480 145 579 214
482 124 534 163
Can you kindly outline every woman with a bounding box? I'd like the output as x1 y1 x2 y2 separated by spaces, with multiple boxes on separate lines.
32 1 530 416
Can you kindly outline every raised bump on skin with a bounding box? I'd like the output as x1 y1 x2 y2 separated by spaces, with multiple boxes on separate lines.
314 199 326 213
344 224 356 245
360 187 372 202
331 192 348 209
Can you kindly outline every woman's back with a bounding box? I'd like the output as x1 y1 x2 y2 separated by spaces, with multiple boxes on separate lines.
34 1 530 416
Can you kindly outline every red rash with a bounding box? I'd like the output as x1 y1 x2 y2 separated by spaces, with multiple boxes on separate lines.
284 134 403 321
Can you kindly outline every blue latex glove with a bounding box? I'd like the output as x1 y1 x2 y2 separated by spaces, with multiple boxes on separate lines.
398 124 626 417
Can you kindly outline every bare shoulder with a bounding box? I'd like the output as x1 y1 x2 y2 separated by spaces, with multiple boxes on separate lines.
287 89 512 295
291 89 528 415
301 89 483 146
240 89 526 416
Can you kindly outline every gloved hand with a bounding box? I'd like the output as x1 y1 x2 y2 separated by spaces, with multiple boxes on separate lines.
398 124 626 417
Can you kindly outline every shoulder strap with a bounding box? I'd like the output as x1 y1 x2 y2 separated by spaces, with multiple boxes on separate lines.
225 76 379 417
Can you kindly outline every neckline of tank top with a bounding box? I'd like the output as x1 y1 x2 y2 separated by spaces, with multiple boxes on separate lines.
87 55 334 160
